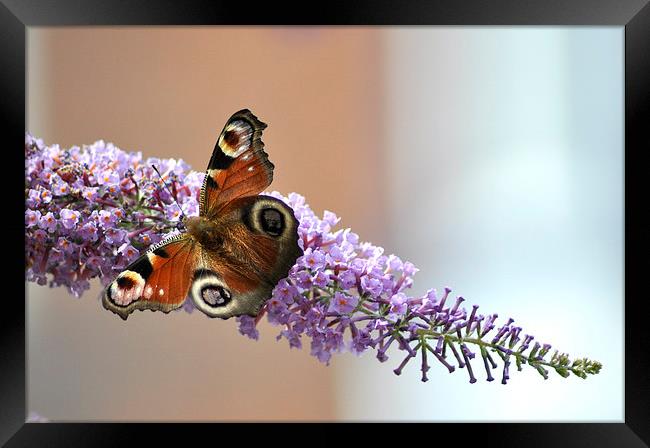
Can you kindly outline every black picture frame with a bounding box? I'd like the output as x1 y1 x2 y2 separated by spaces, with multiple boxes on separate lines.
4 0 649 445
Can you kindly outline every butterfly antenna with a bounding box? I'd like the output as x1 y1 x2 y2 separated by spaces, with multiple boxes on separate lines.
151 164 187 226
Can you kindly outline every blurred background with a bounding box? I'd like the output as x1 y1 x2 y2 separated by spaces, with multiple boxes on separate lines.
27 27 623 421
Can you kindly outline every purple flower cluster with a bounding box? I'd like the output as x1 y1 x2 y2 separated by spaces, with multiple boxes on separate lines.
25 134 202 297
25 134 602 384
236 192 601 383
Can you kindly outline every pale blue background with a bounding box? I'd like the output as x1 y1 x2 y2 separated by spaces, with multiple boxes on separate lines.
335 27 623 421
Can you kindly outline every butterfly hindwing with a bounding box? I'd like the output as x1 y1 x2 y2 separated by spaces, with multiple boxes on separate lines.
189 195 301 319
201 109 274 218
103 234 196 320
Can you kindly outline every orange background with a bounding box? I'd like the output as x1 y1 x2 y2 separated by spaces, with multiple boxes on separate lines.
27 27 385 421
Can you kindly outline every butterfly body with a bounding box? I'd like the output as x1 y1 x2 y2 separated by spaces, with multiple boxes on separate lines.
103 109 302 321
184 215 222 249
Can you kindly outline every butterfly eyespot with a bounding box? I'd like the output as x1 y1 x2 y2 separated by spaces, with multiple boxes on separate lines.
190 270 234 315
260 208 284 237
223 130 239 147
219 120 253 157
117 276 135 289
201 285 231 307
108 271 146 307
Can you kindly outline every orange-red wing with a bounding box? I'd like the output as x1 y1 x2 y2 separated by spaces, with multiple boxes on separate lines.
200 109 273 218
103 234 196 320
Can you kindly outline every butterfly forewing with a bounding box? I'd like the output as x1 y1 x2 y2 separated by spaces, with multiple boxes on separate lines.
103 235 196 320
200 109 274 218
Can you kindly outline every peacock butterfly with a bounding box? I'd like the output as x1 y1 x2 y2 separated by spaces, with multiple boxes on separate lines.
103 109 302 320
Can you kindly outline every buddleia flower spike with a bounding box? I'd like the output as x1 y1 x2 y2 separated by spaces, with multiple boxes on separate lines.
25 133 602 384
